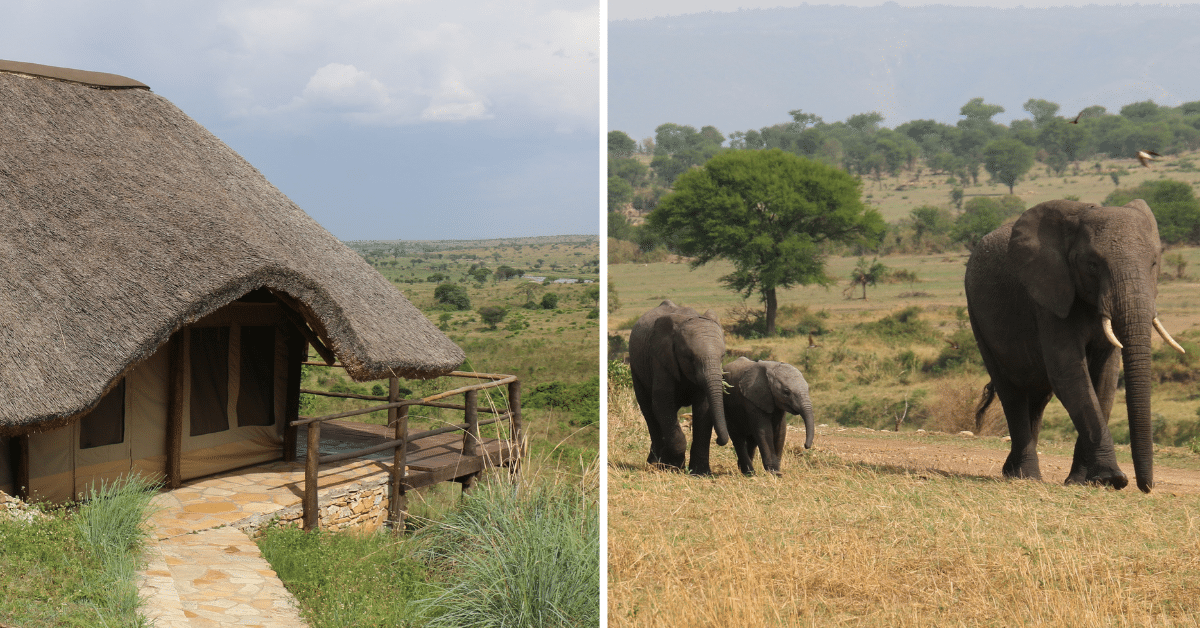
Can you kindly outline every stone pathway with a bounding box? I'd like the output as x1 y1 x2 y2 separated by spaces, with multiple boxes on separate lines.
137 453 396 627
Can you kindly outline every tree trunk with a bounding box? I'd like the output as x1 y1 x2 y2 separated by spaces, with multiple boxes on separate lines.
764 287 778 336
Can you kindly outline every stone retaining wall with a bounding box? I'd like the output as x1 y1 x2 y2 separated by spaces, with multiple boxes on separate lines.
237 477 394 537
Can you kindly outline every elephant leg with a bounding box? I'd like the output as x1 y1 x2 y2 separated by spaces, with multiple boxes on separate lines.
1064 348 1127 488
639 381 686 470
773 416 788 463
994 380 1048 480
689 394 713 475
732 435 755 475
749 415 781 476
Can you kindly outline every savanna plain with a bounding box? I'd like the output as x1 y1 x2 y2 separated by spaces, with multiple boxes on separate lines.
608 162 1200 625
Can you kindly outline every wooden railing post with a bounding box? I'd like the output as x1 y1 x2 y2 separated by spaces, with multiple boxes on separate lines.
462 389 480 457
303 421 321 531
283 339 306 463
508 379 523 455
388 377 409 531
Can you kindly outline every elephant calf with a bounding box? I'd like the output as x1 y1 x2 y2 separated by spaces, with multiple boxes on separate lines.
723 357 815 476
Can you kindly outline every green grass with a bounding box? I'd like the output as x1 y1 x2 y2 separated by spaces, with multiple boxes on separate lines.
414 464 600 628
257 526 434 627
259 457 599 628
0 475 158 628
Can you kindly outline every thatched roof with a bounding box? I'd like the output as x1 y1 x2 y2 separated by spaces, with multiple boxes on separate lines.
0 61 466 433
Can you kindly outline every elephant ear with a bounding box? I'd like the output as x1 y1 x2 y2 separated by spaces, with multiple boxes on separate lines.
1009 200 1090 319
740 362 777 414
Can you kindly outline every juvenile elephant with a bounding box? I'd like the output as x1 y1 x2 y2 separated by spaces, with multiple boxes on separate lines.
965 199 1185 493
628 300 731 474
723 357 815 476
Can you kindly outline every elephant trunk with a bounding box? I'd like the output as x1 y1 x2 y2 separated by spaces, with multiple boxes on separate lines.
703 357 731 446
799 396 815 449
1114 297 1155 493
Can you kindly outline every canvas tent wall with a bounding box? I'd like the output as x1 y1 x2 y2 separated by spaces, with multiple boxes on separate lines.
0 61 465 501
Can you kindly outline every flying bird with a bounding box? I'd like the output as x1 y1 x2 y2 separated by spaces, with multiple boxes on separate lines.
1069 111 1083 124
807 333 821 349
1137 149 1161 167
943 338 960 350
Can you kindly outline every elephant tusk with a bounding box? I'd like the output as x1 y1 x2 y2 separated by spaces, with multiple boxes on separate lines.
1102 318 1123 349
1154 317 1186 354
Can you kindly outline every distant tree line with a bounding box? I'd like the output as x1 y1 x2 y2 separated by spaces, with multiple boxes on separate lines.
609 97 1200 256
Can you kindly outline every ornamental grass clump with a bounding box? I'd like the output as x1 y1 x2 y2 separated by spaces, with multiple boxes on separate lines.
73 474 160 626
415 466 600 627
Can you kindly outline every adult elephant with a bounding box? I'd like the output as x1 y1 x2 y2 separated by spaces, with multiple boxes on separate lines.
723 357 815 476
628 300 731 474
965 199 1184 492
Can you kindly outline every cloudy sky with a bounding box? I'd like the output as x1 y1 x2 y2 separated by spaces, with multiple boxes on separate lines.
611 0 1200 21
3 1 599 240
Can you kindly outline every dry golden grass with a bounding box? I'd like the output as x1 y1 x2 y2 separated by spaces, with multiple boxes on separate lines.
608 384 1200 626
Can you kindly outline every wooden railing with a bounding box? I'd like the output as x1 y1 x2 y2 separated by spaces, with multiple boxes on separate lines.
293 362 522 531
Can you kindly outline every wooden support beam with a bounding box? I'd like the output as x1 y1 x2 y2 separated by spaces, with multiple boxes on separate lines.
462 389 481 458
165 332 185 489
12 435 29 501
388 377 408 531
303 422 320 531
283 335 305 463
269 289 337 366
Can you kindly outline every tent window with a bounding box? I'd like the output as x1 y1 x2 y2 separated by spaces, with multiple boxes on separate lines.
80 379 125 449
190 327 230 436
237 326 275 427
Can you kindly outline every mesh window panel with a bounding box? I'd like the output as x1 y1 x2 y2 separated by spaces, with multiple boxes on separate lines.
80 380 126 449
190 327 230 436
237 326 276 427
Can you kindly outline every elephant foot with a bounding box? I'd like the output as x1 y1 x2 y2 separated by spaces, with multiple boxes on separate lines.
1065 465 1128 490
1002 453 1043 481
688 465 713 476
648 448 685 470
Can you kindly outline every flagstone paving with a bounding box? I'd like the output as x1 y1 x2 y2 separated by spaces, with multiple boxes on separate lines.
137 449 395 626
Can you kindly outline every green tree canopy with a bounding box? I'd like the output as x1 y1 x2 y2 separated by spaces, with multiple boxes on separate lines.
478 306 508 329
1105 179 1200 244
1022 98 1060 128
982 138 1036 194
649 149 884 335
608 130 637 157
608 175 633 212
434 283 471 310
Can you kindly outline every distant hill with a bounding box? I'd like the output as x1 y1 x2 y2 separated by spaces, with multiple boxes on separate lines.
346 234 599 254
610 4 1200 142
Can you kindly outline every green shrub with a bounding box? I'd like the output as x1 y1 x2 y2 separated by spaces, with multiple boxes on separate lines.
858 306 937 344
923 329 983 374
541 293 559 309
415 478 599 627
525 377 600 427
478 306 508 329
434 283 471 310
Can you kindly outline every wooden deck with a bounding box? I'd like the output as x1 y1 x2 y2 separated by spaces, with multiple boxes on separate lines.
299 421 520 492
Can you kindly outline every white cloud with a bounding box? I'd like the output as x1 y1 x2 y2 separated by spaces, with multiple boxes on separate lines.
214 0 598 131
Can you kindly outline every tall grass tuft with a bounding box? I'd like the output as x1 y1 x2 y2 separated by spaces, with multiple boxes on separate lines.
415 462 600 628
73 474 160 627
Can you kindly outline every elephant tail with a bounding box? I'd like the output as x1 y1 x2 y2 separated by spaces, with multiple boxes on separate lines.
975 382 996 433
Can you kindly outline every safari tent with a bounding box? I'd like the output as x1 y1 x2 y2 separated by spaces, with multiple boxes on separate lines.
0 60 465 502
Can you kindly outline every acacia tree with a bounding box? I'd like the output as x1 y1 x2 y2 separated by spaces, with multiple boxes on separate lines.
982 138 1035 194
649 149 885 335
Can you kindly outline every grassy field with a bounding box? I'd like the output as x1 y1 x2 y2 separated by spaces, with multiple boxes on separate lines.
608 166 1200 624
608 385 1200 626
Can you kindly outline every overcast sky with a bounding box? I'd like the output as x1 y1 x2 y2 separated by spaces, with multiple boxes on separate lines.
611 0 1200 21
3 1 599 240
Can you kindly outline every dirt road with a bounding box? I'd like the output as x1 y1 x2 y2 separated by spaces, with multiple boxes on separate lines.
804 426 1200 496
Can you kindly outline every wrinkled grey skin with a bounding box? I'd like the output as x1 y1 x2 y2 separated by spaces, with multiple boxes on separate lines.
629 300 731 474
965 199 1167 492
723 357 815 476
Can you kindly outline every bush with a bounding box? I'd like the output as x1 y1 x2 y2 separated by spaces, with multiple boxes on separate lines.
857 306 938 344
435 283 471 310
478 306 508 329
541 293 559 310
525 377 601 427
